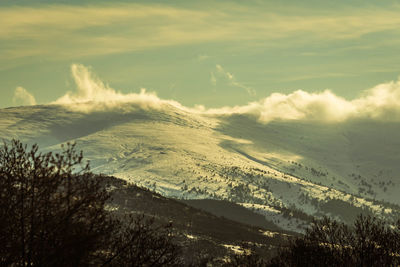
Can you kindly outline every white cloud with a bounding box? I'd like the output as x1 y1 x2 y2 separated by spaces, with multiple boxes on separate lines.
353 80 400 120
205 89 355 123
12 87 36 106
53 63 400 123
215 64 256 96
53 64 183 113
204 79 400 123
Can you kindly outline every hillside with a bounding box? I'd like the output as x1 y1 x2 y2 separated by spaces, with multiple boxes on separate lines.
103 176 292 263
1 103 400 231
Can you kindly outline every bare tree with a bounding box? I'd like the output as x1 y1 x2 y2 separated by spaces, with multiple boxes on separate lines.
104 215 181 267
0 140 181 266
269 215 400 267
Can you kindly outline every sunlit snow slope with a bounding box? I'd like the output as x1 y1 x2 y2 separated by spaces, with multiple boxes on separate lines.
1 103 400 232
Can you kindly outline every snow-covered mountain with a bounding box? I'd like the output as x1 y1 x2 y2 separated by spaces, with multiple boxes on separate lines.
1 101 400 232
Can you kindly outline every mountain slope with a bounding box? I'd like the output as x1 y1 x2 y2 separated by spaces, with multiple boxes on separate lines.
105 176 291 263
1 103 400 231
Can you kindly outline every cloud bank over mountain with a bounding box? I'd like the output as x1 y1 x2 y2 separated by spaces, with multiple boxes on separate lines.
206 81 400 122
53 64 184 113
50 64 400 123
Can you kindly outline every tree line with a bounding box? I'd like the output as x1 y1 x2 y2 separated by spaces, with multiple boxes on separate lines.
1 140 399 266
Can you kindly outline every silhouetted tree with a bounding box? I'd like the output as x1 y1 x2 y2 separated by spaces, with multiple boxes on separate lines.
0 140 181 266
104 215 181 266
269 215 400 267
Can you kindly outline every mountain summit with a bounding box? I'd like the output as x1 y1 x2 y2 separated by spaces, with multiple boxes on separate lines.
1 100 400 232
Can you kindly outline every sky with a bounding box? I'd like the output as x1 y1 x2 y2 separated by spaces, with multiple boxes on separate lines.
2 0 400 109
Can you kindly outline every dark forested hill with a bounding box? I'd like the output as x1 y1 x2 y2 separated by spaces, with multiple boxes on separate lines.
103 176 294 263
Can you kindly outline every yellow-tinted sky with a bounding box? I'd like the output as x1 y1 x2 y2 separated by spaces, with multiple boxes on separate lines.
1 0 400 108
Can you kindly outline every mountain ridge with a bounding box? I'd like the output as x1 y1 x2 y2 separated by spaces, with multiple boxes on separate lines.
1 103 400 232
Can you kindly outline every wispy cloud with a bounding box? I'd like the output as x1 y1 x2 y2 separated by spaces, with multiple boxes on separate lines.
12 87 36 106
53 63 400 124
53 64 183 113
0 4 216 61
210 72 217 86
197 54 210 61
2 3 400 64
214 64 255 96
281 72 357 82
